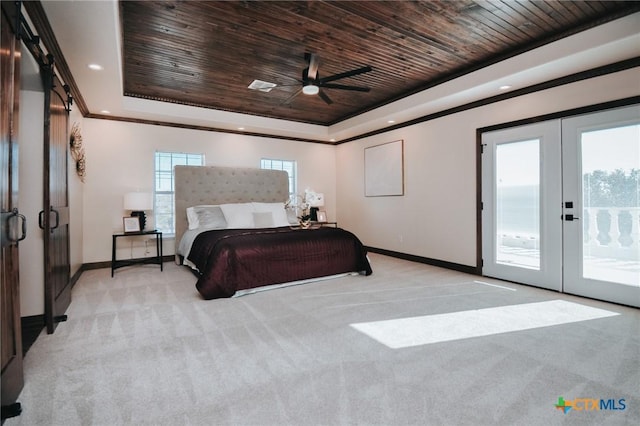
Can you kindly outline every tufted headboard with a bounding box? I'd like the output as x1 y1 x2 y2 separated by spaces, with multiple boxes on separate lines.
173 165 289 257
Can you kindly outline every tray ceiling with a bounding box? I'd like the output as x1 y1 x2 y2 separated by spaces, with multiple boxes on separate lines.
120 1 638 126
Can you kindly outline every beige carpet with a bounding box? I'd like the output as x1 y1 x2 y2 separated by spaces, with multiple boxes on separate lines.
8 254 640 425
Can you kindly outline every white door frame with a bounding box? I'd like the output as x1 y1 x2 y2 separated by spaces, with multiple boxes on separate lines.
481 104 640 308
562 105 640 307
481 121 562 291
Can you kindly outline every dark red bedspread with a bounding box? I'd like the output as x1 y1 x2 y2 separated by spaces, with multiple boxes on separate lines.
187 226 372 299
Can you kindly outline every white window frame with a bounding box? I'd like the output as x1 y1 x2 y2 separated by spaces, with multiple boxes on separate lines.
154 151 204 235
260 158 297 201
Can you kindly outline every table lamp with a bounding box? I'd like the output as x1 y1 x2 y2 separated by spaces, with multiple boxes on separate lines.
306 191 324 221
124 192 152 231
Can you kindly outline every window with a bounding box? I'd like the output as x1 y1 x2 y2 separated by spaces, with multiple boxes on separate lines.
154 151 204 235
260 158 297 201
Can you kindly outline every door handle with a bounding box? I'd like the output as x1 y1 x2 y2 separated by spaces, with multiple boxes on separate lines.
564 214 580 221
4 208 27 244
17 209 26 241
38 207 59 232
50 207 60 232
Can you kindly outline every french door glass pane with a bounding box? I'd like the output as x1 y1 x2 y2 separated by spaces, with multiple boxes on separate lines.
581 124 640 286
495 139 540 269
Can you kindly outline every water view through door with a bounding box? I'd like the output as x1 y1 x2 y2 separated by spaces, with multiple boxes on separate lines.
482 121 562 291
562 106 640 307
494 138 540 270
482 105 639 307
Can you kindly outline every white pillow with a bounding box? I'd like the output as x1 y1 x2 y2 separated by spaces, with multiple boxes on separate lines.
252 212 274 228
252 202 290 227
219 203 255 229
186 205 227 230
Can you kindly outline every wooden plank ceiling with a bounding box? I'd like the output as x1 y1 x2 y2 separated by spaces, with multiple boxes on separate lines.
120 1 638 126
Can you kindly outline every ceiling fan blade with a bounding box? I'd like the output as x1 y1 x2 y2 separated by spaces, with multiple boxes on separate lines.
320 83 370 92
282 88 303 105
318 89 333 105
306 53 319 81
275 81 303 87
318 66 372 84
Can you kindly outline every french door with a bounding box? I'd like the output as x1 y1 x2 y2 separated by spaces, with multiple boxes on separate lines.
482 105 640 307
482 121 563 291
562 107 640 306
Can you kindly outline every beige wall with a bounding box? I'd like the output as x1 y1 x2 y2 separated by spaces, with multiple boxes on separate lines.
336 68 640 268
81 121 337 263
80 68 639 268
19 67 638 316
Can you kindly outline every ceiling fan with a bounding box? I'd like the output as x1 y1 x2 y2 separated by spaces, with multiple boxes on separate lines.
280 53 373 105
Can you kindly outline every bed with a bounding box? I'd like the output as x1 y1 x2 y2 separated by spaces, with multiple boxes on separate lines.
174 165 372 299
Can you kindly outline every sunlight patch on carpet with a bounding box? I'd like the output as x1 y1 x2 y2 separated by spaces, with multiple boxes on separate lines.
350 300 619 349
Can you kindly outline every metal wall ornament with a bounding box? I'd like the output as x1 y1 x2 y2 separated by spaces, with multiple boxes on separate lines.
69 122 86 182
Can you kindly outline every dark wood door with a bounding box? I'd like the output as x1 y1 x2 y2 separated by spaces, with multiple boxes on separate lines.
42 66 71 334
1 1 24 415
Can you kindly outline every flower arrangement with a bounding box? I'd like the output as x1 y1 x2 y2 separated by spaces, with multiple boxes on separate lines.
286 189 321 228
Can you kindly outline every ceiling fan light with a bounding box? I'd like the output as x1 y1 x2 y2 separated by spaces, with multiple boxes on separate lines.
302 84 319 95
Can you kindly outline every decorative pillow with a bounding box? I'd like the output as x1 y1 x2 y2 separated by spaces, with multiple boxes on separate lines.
252 212 274 228
219 203 255 229
186 205 227 230
252 202 290 227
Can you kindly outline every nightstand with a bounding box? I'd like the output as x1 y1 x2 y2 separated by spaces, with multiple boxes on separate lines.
112 230 163 277
312 221 338 228
290 221 338 230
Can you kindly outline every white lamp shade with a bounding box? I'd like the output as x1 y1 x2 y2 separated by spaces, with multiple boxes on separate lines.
124 192 153 211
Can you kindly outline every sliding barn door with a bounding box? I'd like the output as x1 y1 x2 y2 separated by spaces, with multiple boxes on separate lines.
1 1 24 415
41 65 71 334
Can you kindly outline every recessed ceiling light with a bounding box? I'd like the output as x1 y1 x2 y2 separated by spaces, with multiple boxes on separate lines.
387 120 395 124
499 85 512 90
88 64 103 71
100 110 110 114
329 138 336 142
237 127 245 131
